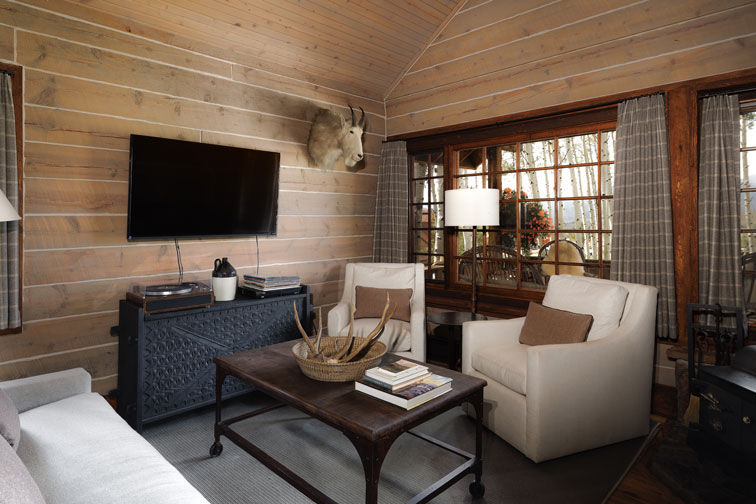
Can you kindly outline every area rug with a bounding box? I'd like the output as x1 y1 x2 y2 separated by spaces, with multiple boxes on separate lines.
649 424 756 503
143 394 653 504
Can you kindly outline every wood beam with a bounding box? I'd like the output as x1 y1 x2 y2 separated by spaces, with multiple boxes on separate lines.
666 86 699 346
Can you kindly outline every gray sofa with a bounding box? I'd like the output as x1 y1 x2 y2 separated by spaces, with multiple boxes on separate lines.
0 368 209 504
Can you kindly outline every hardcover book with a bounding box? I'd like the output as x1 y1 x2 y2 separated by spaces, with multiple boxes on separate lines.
355 374 452 410
368 359 428 380
364 366 429 384
362 371 432 392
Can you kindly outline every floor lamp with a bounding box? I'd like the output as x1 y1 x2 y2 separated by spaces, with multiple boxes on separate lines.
0 189 20 222
444 188 500 314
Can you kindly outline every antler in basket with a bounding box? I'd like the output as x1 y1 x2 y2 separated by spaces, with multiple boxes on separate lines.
291 293 396 363
292 303 324 360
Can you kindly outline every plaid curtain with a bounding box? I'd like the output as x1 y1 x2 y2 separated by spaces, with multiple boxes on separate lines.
699 94 743 311
611 94 677 340
0 74 20 329
373 141 408 262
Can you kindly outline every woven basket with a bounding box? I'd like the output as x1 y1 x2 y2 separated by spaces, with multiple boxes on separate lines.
292 337 387 382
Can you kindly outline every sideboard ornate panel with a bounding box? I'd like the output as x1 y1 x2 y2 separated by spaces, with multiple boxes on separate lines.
118 286 311 431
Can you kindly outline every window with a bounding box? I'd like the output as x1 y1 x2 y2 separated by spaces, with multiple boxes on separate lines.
449 127 615 293
410 150 445 281
739 102 756 309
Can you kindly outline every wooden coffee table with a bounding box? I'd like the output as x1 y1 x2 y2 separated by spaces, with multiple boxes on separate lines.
210 340 487 504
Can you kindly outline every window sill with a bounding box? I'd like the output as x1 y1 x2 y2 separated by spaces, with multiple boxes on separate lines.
425 282 544 319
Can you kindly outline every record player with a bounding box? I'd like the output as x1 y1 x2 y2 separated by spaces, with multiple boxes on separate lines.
127 281 214 314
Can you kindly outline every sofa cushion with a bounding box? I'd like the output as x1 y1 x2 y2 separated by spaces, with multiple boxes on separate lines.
542 275 628 341
471 343 528 395
354 286 412 322
336 318 411 352
0 387 20 451
0 437 46 504
519 302 593 346
17 393 208 504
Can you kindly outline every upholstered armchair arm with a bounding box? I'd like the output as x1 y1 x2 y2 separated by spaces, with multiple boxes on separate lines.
327 302 350 337
461 318 525 374
408 305 426 362
0 368 92 413
524 325 654 462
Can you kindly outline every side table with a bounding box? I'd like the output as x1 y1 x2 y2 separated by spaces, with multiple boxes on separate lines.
427 311 487 371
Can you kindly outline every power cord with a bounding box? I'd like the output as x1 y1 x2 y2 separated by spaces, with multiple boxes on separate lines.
175 239 184 284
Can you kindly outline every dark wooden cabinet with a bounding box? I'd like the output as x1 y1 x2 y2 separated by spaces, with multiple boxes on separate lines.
117 286 311 431
696 365 756 461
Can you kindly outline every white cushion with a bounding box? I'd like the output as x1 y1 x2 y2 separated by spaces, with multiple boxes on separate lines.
18 393 208 504
542 275 629 341
471 343 528 395
336 318 412 352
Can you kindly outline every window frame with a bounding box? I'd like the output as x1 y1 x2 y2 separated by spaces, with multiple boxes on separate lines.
406 109 618 310
738 98 756 311
408 149 446 283
446 120 617 296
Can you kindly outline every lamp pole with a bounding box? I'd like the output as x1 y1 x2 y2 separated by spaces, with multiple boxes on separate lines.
444 188 500 316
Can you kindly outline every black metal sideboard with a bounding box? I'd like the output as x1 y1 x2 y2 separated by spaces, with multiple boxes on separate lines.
117 286 311 431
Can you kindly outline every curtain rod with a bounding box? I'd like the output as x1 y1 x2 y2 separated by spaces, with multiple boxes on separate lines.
698 86 756 100
0 69 13 77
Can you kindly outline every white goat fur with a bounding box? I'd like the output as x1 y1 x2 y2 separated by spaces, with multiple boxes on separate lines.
307 107 365 171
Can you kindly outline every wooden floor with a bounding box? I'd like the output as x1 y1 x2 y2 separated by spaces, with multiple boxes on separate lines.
605 384 684 504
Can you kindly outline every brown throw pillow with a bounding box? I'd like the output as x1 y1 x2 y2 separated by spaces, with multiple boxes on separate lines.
519 302 593 346
353 286 412 323
0 387 20 451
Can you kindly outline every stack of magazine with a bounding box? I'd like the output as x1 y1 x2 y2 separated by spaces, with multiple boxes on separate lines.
242 274 301 297
355 359 452 410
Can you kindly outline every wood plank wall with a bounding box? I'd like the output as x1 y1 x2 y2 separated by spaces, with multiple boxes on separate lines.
386 0 756 134
385 0 756 386
0 0 385 393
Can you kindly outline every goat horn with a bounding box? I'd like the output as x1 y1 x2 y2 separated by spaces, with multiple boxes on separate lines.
358 106 365 129
349 104 356 126
292 301 318 358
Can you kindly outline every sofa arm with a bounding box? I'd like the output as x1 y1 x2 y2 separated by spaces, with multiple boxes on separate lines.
327 302 350 337
0 368 92 413
461 318 525 374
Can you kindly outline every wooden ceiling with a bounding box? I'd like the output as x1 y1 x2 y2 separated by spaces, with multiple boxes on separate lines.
22 0 464 100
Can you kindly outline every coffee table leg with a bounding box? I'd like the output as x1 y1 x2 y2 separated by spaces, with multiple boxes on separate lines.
469 388 485 498
209 367 227 457
346 434 396 504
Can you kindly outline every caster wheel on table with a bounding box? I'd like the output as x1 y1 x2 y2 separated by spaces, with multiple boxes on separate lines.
469 480 485 498
209 442 223 457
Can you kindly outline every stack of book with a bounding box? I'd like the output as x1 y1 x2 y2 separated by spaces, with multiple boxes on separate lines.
355 359 452 410
242 274 301 297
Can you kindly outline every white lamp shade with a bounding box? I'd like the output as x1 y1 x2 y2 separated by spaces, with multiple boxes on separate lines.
444 188 500 227
0 190 20 222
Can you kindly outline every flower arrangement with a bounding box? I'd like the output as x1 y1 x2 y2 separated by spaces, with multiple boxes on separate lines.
499 187 553 250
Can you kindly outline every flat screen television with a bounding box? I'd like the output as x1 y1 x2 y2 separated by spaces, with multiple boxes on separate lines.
127 135 280 240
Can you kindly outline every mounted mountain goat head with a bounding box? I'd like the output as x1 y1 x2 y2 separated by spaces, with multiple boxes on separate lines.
307 105 366 171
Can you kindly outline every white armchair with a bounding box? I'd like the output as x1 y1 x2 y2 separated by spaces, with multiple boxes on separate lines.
462 275 658 462
328 263 425 362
